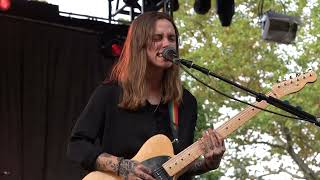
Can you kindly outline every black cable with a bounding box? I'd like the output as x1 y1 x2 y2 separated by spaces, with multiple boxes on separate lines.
180 65 303 120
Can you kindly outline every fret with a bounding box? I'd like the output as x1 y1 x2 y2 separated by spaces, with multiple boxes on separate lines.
162 141 203 176
217 92 276 138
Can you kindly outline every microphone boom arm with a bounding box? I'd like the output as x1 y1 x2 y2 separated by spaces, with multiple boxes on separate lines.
175 58 320 127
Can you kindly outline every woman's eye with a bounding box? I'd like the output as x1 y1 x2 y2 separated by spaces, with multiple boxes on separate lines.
169 35 176 42
152 34 176 42
152 35 162 42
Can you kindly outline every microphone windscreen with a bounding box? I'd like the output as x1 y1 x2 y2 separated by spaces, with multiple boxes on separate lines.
162 47 177 61
194 0 211 15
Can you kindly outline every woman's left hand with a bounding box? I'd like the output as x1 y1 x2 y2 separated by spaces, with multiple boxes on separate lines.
201 128 226 170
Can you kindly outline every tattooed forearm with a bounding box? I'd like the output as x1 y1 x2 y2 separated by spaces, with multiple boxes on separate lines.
185 159 208 176
95 153 122 173
118 159 138 177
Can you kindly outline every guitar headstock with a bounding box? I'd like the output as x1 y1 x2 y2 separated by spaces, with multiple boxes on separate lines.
271 71 317 98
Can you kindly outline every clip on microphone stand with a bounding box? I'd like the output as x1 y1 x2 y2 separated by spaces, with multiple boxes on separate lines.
175 58 320 127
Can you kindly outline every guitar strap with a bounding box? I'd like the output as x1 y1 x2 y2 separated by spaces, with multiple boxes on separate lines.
168 100 179 145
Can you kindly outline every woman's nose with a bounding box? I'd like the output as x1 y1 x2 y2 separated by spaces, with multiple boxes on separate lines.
162 37 172 47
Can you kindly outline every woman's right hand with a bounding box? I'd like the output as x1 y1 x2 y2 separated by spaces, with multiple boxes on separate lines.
118 159 155 180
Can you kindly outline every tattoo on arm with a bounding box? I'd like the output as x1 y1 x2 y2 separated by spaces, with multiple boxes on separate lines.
118 159 138 177
95 153 120 173
185 159 208 176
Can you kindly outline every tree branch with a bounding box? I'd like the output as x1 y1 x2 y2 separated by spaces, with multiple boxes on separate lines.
281 126 319 180
242 138 285 150
252 140 285 149
255 167 305 179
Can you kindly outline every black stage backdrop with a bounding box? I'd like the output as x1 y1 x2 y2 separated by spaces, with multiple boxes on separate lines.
0 14 127 180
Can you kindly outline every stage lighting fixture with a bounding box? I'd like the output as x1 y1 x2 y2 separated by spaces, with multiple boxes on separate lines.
0 0 11 11
216 0 235 26
261 10 300 44
123 0 140 8
194 0 211 15
100 38 124 58
143 0 179 12
111 43 123 57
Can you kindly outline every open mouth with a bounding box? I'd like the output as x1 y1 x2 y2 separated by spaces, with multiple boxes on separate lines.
156 52 163 57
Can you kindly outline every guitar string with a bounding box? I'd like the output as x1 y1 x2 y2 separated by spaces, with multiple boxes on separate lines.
161 94 277 175
162 101 266 173
153 167 167 179
156 165 176 179
157 77 314 178
161 96 270 177
217 93 271 135
163 141 201 170
181 65 304 120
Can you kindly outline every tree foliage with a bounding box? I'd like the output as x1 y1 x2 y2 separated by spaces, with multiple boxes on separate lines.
174 0 320 179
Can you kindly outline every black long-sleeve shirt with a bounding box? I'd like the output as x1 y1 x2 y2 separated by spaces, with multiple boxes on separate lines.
67 82 197 178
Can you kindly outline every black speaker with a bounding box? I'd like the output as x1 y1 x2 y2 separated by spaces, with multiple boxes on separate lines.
261 11 300 44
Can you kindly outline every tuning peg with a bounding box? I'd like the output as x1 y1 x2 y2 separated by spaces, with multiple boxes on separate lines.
295 106 302 111
283 100 290 105
296 72 301 77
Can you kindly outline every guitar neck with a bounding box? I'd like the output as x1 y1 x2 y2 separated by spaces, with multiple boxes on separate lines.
217 91 275 138
162 91 277 176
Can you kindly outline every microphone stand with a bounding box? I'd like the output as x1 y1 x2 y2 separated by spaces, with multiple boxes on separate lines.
175 58 320 127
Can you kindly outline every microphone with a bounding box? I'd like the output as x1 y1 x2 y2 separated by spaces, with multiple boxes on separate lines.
162 47 194 67
162 46 178 62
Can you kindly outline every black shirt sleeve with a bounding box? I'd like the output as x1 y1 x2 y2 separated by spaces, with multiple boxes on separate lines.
67 85 111 170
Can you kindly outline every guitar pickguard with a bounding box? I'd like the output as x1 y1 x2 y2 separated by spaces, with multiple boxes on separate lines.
142 156 172 180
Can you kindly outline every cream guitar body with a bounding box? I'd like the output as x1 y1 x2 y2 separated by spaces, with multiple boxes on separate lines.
83 134 177 180
83 71 317 180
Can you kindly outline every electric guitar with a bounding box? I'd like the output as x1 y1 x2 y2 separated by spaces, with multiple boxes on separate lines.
83 71 317 180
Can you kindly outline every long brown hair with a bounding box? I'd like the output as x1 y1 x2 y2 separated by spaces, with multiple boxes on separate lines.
108 12 182 110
